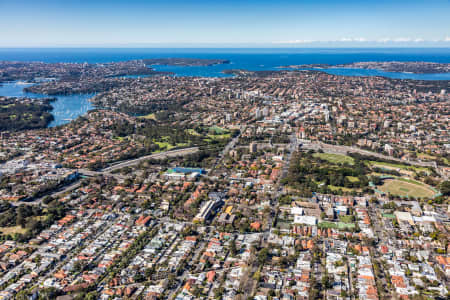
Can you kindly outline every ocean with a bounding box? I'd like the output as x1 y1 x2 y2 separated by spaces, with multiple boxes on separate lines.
1 48 450 79
1 48 449 126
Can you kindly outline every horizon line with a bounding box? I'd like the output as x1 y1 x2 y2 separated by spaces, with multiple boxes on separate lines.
1 45 450 49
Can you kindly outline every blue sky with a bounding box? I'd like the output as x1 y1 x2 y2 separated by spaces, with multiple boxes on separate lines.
1 0 449 47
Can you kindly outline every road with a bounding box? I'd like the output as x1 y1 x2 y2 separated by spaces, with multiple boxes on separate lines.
281 133 298 179
102 147 199 172
271 133 297 202
79 148 199 179
209 126 244 176
14 181 82 207
16 147 199 206
78 147 199 177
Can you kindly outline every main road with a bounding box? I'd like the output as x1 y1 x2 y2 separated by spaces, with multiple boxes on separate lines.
102 147 199 172
209 126 245 176
78 147 199 177
17 147 199 206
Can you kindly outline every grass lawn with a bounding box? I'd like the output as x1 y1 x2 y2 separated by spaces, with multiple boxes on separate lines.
0 226 27 235
154 141 188 151
207 133 231 140
339 215 355 223
378 179 436 198
155 141 175 150
318 221 355 230
209 126 228 134
313 153 354 165
318 221 336 229
186 129 201 136
337 222 355 230
369 172 388 177
33 215 47 222
346 176 360 183
328 185 357 193
138 113 156 120
368 161 430 174
382 213 395 219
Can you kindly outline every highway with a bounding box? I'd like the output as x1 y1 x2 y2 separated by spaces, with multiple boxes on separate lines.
13 181 82 207
102 147 199 172
16 147 199 206
79 147 200 178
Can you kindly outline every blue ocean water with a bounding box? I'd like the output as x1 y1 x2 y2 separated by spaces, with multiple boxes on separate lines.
0 48 449 127
1 48 450 79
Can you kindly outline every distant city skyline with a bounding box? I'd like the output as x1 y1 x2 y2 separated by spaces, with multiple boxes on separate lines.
1 0 449 47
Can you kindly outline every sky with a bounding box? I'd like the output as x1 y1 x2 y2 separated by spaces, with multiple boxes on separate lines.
0 0 449 47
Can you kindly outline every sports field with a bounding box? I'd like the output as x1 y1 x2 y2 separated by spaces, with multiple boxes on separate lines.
313 153 354 165
378 179 435 198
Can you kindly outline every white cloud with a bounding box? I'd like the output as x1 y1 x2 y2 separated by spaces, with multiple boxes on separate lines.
272 37 450 44
377 37 425 43
339 37 367 42
272 39 317 44
393 37 412 42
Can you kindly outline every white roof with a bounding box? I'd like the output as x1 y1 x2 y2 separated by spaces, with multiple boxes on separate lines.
291 207 304 216
293 215 317 226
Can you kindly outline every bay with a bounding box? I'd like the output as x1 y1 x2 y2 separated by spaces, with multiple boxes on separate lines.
1 48 449 79
0 81 93 127
0 48 449 127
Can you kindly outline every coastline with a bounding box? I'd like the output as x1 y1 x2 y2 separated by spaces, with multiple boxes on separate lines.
1 52 449 128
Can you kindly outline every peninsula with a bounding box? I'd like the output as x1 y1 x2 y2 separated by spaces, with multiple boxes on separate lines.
143 58 230 66
279 61 450 74
0 96 55 131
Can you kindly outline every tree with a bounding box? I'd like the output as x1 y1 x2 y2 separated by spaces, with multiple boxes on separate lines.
73 260 84 273
322 272 332 289
214 286 225 299
371 176 382 186
38 287 61 300
144 267 154 278
253 270 261 282
16 213 26 228
257 248 269 265
85 292 98 300
440 181 450 196
15 291 29 300
134 272 146 282
230 239 237 256
42 196 53 205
